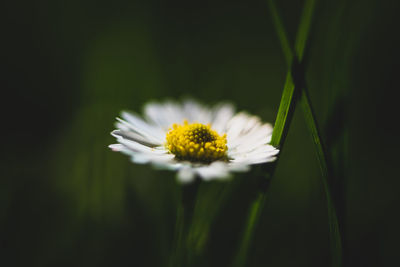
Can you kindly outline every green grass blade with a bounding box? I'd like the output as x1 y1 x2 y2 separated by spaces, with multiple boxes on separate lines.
268 0 343 266
267 0 293 63
232 192 267 267
295 0 317 61
270 72 297 148
269 0 316 147
233 1 319 267
299 90 342 267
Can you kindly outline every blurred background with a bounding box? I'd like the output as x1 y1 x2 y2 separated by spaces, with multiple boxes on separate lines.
2 0 399 266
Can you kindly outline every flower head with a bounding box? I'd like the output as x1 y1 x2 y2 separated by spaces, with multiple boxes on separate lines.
166 120 228 163
109 99 279 183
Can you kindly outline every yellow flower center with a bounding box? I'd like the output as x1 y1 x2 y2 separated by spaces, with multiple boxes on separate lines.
166 120 228 163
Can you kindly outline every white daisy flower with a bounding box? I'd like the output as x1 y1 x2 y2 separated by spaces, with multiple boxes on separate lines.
109 99 279 183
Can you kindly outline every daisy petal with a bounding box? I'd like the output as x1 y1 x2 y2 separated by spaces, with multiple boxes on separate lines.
211 102 235 134
117 138 167 155
121 111 165 138
183 99 212 124
116 118 164 144
144 100 185 130
195 162 231 181
177 167 196 184
112 130 162 146
227 162 251 172
130 153 176 166
110 99 279 183
109 144 125 152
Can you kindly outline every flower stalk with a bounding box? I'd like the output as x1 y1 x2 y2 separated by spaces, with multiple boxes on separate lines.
170 178 201 267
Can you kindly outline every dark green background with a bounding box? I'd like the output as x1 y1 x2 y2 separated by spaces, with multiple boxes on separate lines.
2 0 399 266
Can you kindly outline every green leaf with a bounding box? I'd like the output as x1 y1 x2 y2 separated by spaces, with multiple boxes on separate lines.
267 0 293 64
235 0 344 265
270 72 297 148
294 0 317 61
233 1 321 266
232 192 267 267
299 90 342 267
268 0 343 266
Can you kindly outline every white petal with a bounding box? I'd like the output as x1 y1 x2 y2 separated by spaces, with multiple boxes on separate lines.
152 161 182 171
230 151 278 164
177 167 196 184
109 144 125 152
225 113 249 142
232 146 279 159
144 100 185 131
130 153 151 164
110 99 280 182
183 99 212 124
225 112 264 145
116 118 164 144
195 162 231 181
227 116 271 147
211 102 235 134
130 152 177 167
109 143 140 157
121 111 165 138
228 122 274 156
117 138 167 155
229 141 277 157
226 162 251 172
112 130 162 146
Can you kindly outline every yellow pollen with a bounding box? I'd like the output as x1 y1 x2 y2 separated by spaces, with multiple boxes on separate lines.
166 120 228 163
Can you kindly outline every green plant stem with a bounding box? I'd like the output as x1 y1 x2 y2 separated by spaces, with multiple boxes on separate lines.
186 181 238 260
233 1 322 267
299 90 342 266
233 191 267 267
170 201 185 267
268 0 343 266
294 0 317 61
270 71 297 148
170 179 200 267
267 0 293 64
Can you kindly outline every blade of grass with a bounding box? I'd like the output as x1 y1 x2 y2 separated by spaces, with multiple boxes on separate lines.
270 72 297 148
233 1 318 266
300 90 342 266
269 0 316 148
294 0 317 61
268 0 342 266
233 192 267 267
267 0 293 64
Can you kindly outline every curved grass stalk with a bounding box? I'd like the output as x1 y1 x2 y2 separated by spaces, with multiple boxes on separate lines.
233 191 267 267
300 90 342 267
233 0 344 266
268 0 342 266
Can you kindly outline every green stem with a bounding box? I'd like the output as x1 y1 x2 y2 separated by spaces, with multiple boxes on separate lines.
267 0 293 64
269 0 343 266
233 1 322 266
186 181 238 260
294 0 317 61
170 179 200 267
233 192 267 267
299 90 342 266
170 201 185 267
270 71 298 148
